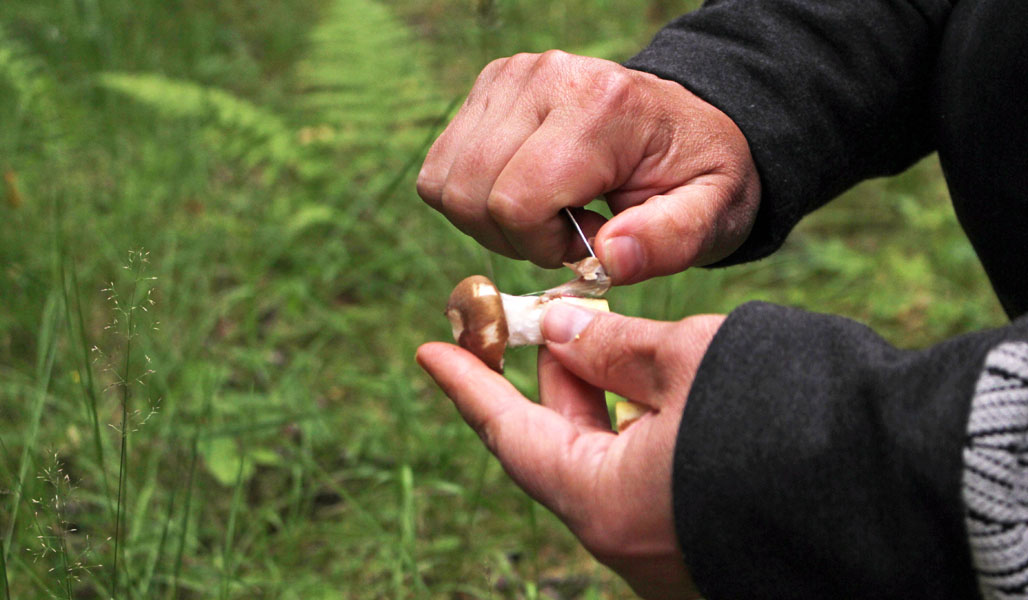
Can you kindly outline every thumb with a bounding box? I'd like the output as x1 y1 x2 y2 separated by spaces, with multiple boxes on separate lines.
541 303 716 406
597 173 758 284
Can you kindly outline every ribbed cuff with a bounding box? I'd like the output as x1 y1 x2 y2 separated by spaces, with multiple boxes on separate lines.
964 342 1028 600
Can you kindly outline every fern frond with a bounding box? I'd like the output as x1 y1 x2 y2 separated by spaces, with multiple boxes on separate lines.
293 0 447 161
0 32 46 107
0 25 60 156
96 72 302 171
93 0 450 192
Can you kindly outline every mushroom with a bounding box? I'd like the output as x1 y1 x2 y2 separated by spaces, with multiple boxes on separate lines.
445 275 609 373
445 259 648 431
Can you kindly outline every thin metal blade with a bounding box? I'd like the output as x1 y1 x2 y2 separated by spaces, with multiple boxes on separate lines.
564 207 597 258
547 207 610 298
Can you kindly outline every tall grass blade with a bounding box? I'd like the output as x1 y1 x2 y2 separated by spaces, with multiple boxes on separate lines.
0 437 11 600
138 476 176 598
111 252 147 598
218 452 247 600
397 463 428 597
525 498 540 600
169 431 201 600
57 222 113 516
2 291 60 558
461 448 492 547
0 514 8 600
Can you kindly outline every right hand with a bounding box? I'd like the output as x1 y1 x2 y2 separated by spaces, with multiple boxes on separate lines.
417 50 760 284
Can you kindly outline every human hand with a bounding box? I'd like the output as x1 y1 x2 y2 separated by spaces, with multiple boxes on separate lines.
417 51 759 284
416 303 725 599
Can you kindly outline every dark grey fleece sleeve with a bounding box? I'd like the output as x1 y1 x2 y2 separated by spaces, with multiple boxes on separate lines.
624 0 952 264
676 302 1028 600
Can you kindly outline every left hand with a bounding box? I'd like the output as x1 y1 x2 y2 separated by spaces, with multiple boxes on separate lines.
416 303 725 599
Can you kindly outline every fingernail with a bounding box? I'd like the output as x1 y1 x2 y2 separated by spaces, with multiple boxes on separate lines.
603 236 644 282
542 302 597 344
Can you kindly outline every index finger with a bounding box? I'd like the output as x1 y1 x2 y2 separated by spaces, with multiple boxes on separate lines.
486 116 621 268
416 342 612 512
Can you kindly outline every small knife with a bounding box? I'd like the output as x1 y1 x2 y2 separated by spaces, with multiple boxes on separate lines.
539 207 610 298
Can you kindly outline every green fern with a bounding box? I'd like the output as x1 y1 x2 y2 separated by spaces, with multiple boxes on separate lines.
0 38 40 103
0 25 59 159
292 0 447 160
96 72 302 172
96 0 446 190
94 0 447 190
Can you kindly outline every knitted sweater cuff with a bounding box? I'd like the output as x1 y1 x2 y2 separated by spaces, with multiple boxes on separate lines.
964 342 1028 599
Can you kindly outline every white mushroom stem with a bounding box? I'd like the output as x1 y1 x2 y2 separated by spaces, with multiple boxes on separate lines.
499 294 609 346
498 293 648 432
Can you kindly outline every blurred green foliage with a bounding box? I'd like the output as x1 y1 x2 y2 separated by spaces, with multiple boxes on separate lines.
0 0 1005 598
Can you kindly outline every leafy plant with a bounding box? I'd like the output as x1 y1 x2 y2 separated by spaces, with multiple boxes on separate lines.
96 72 299 174
96 0 448 192
0 24 57 154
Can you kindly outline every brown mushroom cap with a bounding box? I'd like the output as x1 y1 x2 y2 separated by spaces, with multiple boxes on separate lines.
445 275 509 372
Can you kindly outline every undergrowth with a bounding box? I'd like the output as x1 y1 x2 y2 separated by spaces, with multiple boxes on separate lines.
0 0 1006 598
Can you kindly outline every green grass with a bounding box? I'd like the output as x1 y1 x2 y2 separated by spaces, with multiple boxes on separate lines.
0 0 1006 598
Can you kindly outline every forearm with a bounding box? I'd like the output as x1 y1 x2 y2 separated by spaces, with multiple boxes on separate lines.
676 302 1028 599
625 0 953 263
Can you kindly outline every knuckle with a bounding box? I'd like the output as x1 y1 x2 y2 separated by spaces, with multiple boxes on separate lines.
440 186 485 231
537 49 569 69
483 54 534 92
440 183 477 216
416 172 442 208
485 192 565 267
486 190 549 236
467 59 508 107
507 52 540 72
473 58 508 93
485 189 528 228
585 67 634 113
448 144 489 181
527 50 570 83
479 57 509 81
